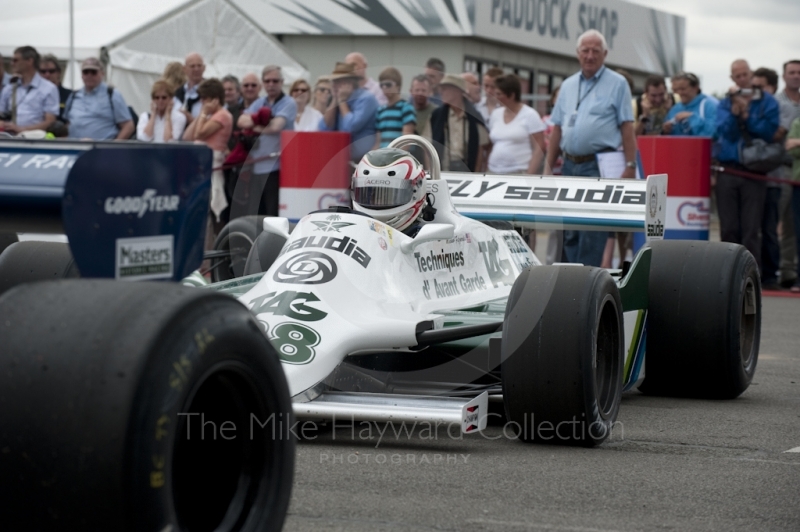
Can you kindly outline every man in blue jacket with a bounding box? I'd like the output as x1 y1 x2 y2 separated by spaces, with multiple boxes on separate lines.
715 59 780 269
663 72 718 137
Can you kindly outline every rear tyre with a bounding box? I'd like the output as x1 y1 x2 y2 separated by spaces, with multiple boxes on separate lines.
0 241 79 296
243 231 287 276
640 240 760 399
502 266 623 446
0 280 294 531
210 215 266 282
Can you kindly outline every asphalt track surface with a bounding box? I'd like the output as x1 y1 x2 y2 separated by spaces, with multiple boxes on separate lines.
284 294 800 532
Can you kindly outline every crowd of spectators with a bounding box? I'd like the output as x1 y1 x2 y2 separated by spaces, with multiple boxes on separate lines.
1 41 800 291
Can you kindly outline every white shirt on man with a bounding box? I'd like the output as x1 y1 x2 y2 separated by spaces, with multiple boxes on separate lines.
136 108 187 142
487 105 546 174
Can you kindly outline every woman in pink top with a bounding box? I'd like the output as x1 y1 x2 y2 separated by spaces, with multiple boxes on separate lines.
183 78 233 151
182 78 234 262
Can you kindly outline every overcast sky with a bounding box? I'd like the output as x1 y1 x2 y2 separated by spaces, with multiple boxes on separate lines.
629 0 800 95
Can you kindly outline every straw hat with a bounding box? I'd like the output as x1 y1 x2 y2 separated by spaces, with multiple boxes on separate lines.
438 74 467 93
330 62 362 81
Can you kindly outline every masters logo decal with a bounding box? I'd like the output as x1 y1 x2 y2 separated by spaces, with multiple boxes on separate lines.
115 235 173 281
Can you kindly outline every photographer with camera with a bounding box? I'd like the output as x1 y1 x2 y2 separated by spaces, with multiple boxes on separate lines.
715 59 780 271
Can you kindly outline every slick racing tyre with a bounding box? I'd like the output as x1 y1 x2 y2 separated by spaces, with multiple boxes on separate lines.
243 230 287 277
0 241 79 296
0 280 294 531
210 215 266 283
640 241 760 399
502 266 623 447
0 231 18 256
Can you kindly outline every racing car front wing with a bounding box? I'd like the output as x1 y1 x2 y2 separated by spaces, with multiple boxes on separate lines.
293 391 489 434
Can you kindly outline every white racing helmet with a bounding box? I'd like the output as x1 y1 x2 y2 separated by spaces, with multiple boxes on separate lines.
351 148 427 232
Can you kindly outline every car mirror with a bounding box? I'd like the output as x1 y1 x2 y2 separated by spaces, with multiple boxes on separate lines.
400 223 455 254
262 217 290 239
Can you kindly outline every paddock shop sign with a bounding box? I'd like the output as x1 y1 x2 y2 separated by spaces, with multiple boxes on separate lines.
476 0 685 74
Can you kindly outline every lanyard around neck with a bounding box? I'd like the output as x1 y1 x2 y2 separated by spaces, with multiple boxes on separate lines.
576 68 604 111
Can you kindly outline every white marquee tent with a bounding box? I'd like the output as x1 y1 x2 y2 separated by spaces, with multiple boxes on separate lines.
0 0 309 114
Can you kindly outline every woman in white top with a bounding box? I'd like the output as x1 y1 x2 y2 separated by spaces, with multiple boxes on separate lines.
137 80 187 142
487 74 546 175
290 79 323 132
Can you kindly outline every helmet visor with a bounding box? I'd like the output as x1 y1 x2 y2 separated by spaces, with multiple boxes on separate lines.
352 176 417 209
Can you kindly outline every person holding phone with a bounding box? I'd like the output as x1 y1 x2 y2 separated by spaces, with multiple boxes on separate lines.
663 72 717 137
635 75 672 136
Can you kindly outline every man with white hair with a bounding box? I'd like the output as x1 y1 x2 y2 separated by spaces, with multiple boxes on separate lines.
545 29 636 267
345 51 386 105
238 65 296 216
174 52 206 122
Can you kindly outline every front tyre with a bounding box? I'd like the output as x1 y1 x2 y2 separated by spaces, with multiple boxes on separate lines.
0 280 294 531
641 241 760 399
502 266 624 447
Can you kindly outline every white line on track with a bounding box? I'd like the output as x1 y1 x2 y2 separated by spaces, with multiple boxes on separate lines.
783 446 800 453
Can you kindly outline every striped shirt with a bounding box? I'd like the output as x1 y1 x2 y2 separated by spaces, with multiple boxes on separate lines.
375 99 416 148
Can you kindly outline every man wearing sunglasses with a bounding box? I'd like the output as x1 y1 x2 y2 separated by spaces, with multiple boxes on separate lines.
0 46 59 135
64 57 134 140
39 54 72 124
237 65 296 216
240 73 261 110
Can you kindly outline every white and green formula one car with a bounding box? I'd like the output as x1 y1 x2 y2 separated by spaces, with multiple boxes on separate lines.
205 135 760 447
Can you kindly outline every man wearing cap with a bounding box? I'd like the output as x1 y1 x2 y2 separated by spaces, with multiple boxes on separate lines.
426 73 489 172
0 46 59 134
319 61 379 162
545 29 636 267
237 65 297 217
64 58 134 140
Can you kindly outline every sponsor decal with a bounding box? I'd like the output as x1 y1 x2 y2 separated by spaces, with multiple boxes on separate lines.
445 233 471 245
104 189 180 218
414 248 465 273
368 220 387 236
677 201 710 228
446 180 646 205
646 223 664 238
378 237 388 250
369 220 396 247
502 233 533 271
311 214 355 233
649 190 658 218
464 405 479 433
249 291 327 322
115 235 173 281
0 152 77 169
274 252 337 284
269 322 321 365
282 235 372 268
421 272 488 300
478 239 516 287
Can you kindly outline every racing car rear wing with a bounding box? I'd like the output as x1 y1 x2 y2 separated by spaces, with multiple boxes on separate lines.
444 172 667 234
